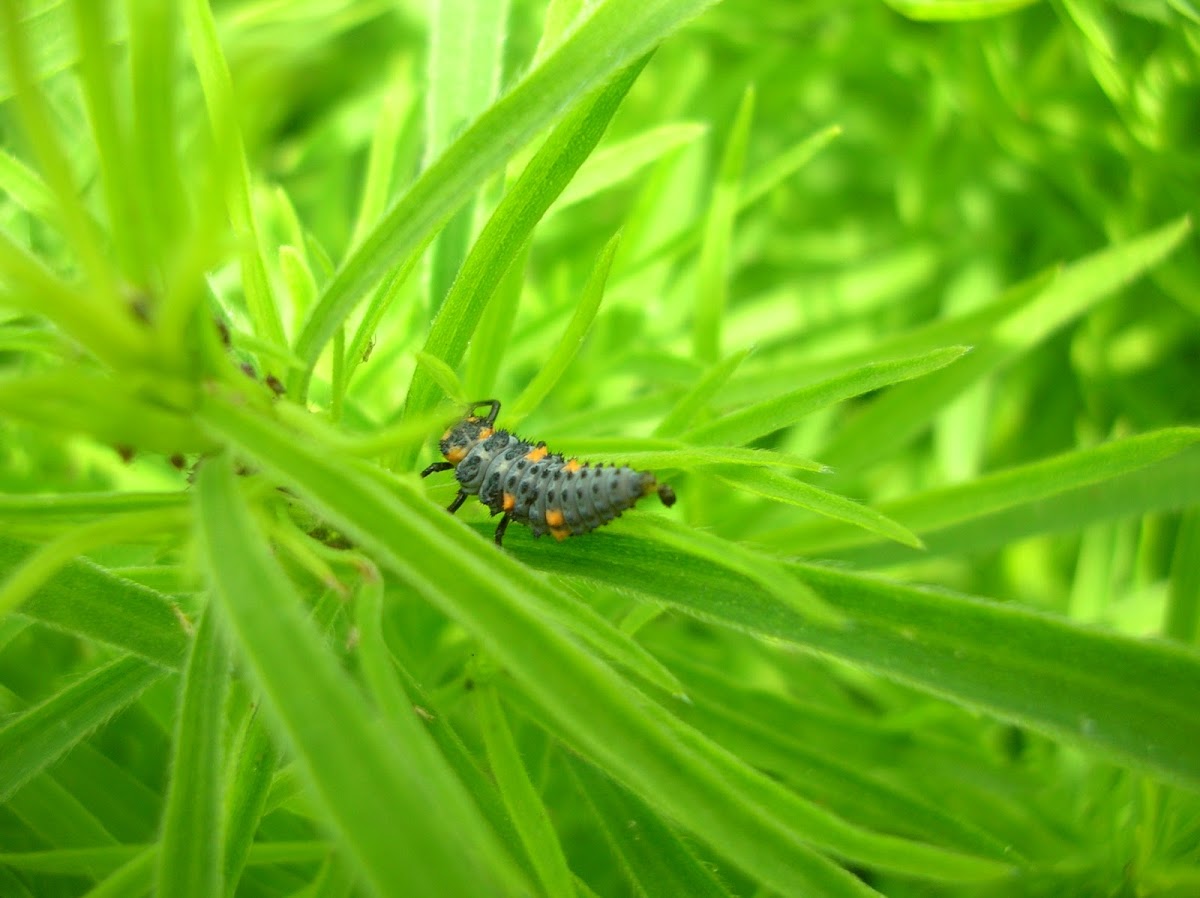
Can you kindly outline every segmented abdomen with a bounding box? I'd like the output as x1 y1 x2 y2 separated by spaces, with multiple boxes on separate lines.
452 430 655 540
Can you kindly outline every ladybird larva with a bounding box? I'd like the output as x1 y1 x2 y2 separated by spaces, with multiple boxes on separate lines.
421 399 676 546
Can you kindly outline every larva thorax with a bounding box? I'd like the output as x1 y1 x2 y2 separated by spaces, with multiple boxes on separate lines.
428 399 676 545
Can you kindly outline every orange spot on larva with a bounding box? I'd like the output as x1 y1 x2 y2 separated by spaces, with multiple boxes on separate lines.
525 444 548 462
550 526 570 541
563 458 581 473
447 446 467 464
545 509 565 528
503 492 515 512
480 428 494 439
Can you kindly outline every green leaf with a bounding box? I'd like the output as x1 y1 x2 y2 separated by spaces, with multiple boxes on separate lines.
0 506 190 619
515 534 1200 790
683 346 969 446
180 0 285 349
820 218 1193 470
508 232 621 421
550 122 709 214
881 0 1043 21
654 348 751 437
1 536 189 669
197 392 1012 895
476 687 576 898
400 57 650 436
567 756 735 898
424 0 510 308
0 655 167 804
156 605 228 898
1166 510 1200 645
767 428 1200 558
786 443 1200 567
694 85 754 362
0 369 212 455
193 455 525 898
221 703 280 897
292 0 725 392
715 468 924 549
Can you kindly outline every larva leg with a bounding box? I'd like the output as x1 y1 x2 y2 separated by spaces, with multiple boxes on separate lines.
422 461 454 478
447 490 469 514
493 514 511 546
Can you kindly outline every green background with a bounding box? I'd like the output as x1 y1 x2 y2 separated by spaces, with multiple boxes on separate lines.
1 0 1199 896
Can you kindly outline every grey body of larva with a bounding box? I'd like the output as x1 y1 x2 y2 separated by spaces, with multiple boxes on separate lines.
421 400 676 546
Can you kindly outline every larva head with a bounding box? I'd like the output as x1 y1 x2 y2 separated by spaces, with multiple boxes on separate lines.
639 474 677 508
438 400 500 466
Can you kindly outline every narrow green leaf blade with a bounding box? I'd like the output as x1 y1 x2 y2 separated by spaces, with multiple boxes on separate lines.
401 58 649 432
718 468 923 548
509 232 620 421
516 535 1200 790
293 0 724 390
197 393 1011 895
193 456 522 898
0 656 167 804
684 346 969 446
156 605 227 898
694 85 754 362
477 688 577 898
769 428 1200 557
2 536 189 669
